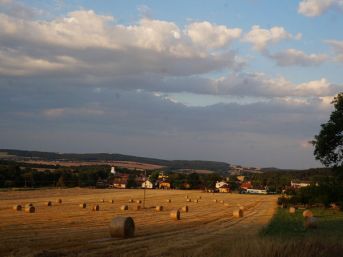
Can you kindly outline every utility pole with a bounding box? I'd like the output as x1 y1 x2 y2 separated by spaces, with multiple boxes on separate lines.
143 169 146 209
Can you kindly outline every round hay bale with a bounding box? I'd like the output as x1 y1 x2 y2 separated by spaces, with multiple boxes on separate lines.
25 206 35 213
57 199 62 204
109 199 114 204
46 201 52 207
170 210 181 220
93 205 100 211
303 209 313 218
101 199 105 203
304 217 317 229
13 205 22 211
181 206 189 212
289 207 296 214
109 216 135 238
330 203 338 209
233 209 243 218
220 200 224 204
166 199 171 203
155 205 163 211
79 203 87 208
224 203 229 207
239 206 244 211
185 195 189 199
134 205 141 211
25 203 33 208
198 196 202 199
120 205 129 211
136 200 142 204
213 199 218 203
186 199 191 202
128 199 133 203
193 199 199 203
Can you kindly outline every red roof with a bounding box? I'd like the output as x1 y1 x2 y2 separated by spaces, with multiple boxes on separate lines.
240 181 252 189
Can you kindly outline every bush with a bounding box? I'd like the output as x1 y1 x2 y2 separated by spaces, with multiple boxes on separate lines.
277 197 288 206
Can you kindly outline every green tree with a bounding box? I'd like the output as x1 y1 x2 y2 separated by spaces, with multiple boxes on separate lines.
56 176 65 187
312 93 343 169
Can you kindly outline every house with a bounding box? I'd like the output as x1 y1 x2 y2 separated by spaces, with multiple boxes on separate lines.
240 181 252 190
291 180 313 189
218 184 231 193
246 188 267 194
159 180 171 189
112 174 129 189
141 180 154 189
215 181 228 189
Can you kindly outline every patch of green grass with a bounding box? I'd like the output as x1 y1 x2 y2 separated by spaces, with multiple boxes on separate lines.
261 207 343 239
260 207 307 237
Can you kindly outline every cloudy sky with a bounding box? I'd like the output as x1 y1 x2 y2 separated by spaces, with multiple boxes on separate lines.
0 0 342 169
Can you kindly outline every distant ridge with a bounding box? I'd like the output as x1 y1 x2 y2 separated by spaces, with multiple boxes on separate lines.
0 149 231 173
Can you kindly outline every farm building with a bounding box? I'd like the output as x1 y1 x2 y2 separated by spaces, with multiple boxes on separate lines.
112 174 129 189
218 184 231 193
246 188 267 194
141 180 154 189
290 180 313 189
240 181 252 190
159 180 171 189
215 181 228 189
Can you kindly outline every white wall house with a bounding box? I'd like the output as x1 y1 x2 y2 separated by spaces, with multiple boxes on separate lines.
291 180 312 189
141 180 154 189
246 189 267 194
215 181 228 189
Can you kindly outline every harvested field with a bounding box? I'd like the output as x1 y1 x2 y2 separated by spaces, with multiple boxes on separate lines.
0 188 277 257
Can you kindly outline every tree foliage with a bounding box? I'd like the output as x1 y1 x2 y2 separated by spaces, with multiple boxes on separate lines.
313 93 343 168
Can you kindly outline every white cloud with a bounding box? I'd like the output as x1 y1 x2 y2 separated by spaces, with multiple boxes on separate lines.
0 10 243 77
326 39 343 62
296 78 332 96
243 25 299 51
298 0 343 16
186 21 241 49
270 48 328 66
42 107 105 118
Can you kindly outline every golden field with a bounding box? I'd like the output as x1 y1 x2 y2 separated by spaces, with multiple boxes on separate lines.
0 188 277 257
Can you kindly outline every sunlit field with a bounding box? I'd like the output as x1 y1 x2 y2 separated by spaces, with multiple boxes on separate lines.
0 188 277 257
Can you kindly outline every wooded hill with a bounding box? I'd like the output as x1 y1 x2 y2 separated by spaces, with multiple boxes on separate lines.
0 149 231 173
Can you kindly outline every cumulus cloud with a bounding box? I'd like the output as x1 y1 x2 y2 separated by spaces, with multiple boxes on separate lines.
269 48 328 66
0 10 244 78
243 25 300 51
155 73 341 98
186 21 241 49
298 0 343 16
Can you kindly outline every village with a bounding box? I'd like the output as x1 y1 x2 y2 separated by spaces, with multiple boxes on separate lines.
99 166 313 195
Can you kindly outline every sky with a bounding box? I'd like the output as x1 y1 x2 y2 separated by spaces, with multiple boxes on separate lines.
0 0 343 169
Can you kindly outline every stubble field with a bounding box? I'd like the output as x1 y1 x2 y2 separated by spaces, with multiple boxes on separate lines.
0 188 277 257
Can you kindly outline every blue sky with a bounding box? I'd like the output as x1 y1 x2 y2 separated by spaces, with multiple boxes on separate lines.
0 0 343 168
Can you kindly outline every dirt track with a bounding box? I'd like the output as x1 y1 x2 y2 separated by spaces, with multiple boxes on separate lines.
0 188 277 257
